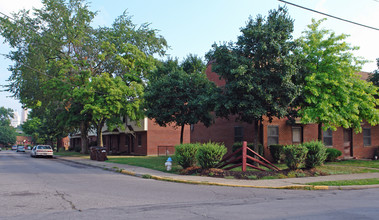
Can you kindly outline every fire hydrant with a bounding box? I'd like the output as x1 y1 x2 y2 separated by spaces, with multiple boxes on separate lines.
165 157 172 171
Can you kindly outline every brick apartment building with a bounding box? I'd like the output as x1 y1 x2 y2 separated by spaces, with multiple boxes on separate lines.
190 64 378 159
70 117 190 156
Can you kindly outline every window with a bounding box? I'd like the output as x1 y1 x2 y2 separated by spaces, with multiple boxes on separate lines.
234 126 244 142
323 129 333 146
267 126 279 146
363 128 371 146
137 134 142 146
292 127 302 143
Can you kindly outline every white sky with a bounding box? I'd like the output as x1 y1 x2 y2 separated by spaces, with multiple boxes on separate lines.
1 0 378 113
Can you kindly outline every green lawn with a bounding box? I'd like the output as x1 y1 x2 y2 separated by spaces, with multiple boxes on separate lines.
106 156 181 173
54 151 89 157
317 164 379 175
307 178 379 186
326 160 379 169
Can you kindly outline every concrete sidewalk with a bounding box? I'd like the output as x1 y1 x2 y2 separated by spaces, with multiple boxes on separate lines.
56 156 379 190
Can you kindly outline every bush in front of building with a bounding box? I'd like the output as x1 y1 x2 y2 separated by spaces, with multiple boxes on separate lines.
283 144 308 170
174 143 199 169
269 144 284 163
325 148 342 162
196 142 227 169
303 141 327 169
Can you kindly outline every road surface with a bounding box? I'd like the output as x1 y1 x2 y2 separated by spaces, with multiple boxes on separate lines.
1 150 378 220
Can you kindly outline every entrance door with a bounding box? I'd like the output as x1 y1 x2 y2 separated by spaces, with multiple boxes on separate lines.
343 129 353 157
131 136 134 154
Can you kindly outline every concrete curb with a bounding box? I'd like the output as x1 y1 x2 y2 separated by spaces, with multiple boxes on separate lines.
55 157 379 190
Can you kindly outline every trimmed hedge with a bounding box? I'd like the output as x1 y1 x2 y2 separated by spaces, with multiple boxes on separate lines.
174 143 199 169
269 144 284 163
283 145 308 170
303 141 327 168
326 148 342 162
196 142 227 169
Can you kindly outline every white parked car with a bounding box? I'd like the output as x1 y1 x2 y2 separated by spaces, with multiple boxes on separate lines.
30 145 54 158
16 146 25 152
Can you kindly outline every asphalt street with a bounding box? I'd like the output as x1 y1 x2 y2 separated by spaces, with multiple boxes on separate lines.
1 150 378 220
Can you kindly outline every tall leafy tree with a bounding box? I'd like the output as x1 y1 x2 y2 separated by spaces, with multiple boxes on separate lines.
206 7 300 145
369 58 379 88
22 117 43 144
0 107 17 146
144 55 218 144
296 19 379 139
0 0 167 153
79 73 144 146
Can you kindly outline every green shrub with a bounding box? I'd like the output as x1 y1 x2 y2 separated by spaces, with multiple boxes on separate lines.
283 145 308 170
303 141 327 169
269 144 284 163
174 143 199 169
196 142 227 169
326 148 342 162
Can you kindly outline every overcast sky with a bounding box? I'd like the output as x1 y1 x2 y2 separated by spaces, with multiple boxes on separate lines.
1 0 378 114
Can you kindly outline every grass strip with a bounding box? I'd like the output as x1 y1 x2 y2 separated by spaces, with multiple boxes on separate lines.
106 156 180 173
307 178 379 186
54 151 89 157
326 160 379 169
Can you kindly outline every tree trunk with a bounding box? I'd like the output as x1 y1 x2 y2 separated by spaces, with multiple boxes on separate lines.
96 120 105 147
80 121 89 154
180 124 185 144
56 137 61 152
253 119 259 166
253 119 259 149
259 120 263 146
318 123 323 141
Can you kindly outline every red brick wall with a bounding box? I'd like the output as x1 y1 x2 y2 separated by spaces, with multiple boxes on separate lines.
332 128 346 157
146 119 190 156
205 62 226 87
16 136 33 146
352 123 378 159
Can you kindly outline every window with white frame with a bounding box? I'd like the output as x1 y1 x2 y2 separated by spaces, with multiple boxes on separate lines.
323 129 333 146
363 128 371 146
267 126 279 146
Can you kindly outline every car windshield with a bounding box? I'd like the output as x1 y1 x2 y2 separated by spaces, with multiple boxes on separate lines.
38 146 52 149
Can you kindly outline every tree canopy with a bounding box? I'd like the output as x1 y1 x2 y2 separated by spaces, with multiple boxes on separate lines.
0 107 17 146
0 0 167 152
369 58 379 88
296 19 379 138
144 55 218 143
206 7 300 144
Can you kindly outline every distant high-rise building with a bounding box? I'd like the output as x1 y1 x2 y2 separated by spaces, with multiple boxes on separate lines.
11 109 20 127
21 108 28 124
